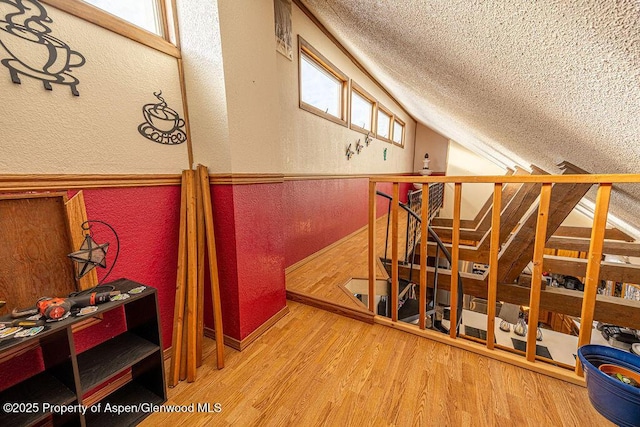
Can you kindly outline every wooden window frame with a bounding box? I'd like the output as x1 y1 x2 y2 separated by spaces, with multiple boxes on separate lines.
392 117 405 148
349 81 377 136
298 36 349 127
376 104 394 144
41 0 180 58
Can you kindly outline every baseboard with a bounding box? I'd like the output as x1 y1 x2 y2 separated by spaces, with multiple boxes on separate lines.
285 223 369 275
203 305 290 351
286 290 374 324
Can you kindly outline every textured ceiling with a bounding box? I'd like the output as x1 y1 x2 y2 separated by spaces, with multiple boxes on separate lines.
301 0 640 231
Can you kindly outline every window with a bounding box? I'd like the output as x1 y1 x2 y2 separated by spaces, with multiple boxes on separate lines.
350 83 375 134
82 0 163 35
376 107 392 141
299 37 348 125
45 0 178 57
392 119 405 146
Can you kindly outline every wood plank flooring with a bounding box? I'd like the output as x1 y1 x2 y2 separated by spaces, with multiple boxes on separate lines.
141 301 610 426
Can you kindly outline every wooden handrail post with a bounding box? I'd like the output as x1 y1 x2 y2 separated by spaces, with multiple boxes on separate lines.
576 183 612 376
449 183 462 338
419 184 430 329
391 183 399 322
526 183 552 362
487 183 502 349
368 181 377 312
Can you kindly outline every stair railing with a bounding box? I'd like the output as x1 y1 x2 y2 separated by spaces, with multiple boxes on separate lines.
368 171 640 382
375 189 463 335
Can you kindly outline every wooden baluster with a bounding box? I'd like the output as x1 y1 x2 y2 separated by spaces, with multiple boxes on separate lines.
449 183 462 338
526 183 552 362
391 183 399 322
487 183 502 349
576 183 612 376
368 181 377 312
419 183 430 329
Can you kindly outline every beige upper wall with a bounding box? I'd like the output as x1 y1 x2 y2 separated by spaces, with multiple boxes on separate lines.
0 3 188 174
177 0 231 173
279 2 416 175
217 0 283 174
413 123 448 173
440 140 505 220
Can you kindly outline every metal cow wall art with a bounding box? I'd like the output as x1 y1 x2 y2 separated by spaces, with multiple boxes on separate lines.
0 0 86 96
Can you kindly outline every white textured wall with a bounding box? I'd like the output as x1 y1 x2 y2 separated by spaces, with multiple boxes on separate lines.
440 140 505 220
413 123 448 173
218 0 283 174
279 3 415 174
0 3 187 174
177 0 231 172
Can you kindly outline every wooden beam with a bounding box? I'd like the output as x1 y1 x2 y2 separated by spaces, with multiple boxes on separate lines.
395 265 640 329
498 172 593 284
553 226 634 242
449 183 461 338
543 255 640 284
487 184 502 350
577 184 612 376
527 183 551 362
546 237 640 257
196 167 206 367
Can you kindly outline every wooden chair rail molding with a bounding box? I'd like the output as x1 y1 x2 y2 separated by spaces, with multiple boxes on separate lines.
0 172 423 192
368 169 640 382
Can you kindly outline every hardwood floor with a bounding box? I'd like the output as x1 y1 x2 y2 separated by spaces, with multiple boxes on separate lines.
141 301 610 426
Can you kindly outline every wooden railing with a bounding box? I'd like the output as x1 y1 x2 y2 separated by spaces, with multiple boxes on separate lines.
368 172 640 382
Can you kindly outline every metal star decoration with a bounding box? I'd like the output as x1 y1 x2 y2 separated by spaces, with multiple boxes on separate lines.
67 234 110 279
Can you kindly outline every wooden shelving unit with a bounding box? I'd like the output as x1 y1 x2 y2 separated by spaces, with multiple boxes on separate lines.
0 279 166 427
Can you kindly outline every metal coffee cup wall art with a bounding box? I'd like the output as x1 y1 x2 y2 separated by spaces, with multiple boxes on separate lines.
0 0 86 96
138 91 187 145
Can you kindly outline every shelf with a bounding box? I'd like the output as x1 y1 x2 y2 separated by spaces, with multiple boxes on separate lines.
84 381 164 427
0 371 77 427
77 332 159 394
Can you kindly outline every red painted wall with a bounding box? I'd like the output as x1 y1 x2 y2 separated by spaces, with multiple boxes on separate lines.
204 184 286 341
78 186 181 348
284 178 413 268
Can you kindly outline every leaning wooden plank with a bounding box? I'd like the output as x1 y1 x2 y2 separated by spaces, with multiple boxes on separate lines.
186 170 198 382
196 167 206 367
169 170 189 387
64 191 98 290
198 164 225 369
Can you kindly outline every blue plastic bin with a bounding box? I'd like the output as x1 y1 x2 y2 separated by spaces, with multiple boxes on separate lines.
577 345 640 427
